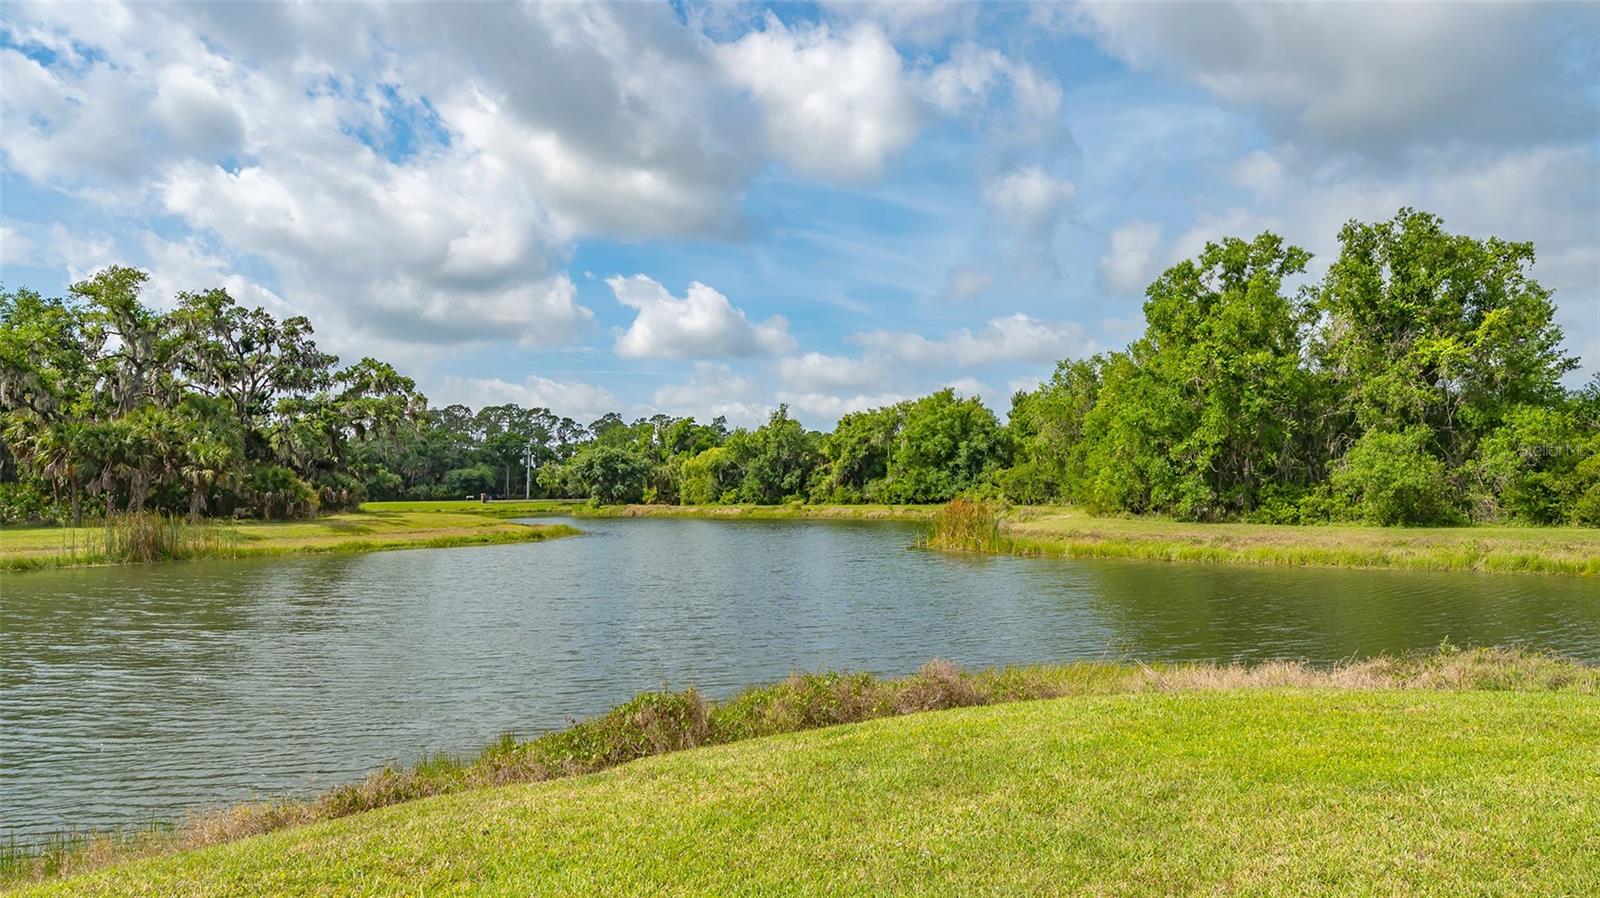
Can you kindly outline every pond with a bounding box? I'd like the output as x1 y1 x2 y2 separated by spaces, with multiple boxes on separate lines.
2 516 1596 842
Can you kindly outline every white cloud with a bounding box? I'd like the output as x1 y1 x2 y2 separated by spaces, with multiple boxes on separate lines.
0 224 38 267
610 275 795 360
819 1 978 47
776 351 889 393
854 314 1094 366
922 42 1063 146
1069 1 1596 160
944 376 992 401
1171 208 1286 264
776 389 911 423
363 274 594 348
1099 220 1163 295
1229 148 1291 197
433 373 618 422
941 265 993 302
650 362 769 426
983 165 1075 262
718 16 924 182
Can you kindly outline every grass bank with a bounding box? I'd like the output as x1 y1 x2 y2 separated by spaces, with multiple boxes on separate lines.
0 508 578 572
376 498 1600 574
925 498 1600 575
6 647 1595 893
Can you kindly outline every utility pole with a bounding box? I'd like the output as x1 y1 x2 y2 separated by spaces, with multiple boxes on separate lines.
525 439 534 500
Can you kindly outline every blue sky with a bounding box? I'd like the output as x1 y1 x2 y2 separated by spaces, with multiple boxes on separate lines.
2 1 1596 427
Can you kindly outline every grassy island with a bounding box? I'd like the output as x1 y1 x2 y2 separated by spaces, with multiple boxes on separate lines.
0 506 578 572
7 648 1596 895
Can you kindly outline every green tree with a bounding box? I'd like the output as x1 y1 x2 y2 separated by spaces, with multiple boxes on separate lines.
1315 209 1577 470
884 389 1007 503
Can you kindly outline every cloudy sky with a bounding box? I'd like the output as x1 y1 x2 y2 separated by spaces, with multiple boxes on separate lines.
2 1 1596 427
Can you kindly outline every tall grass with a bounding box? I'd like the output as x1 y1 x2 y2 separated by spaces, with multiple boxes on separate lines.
9 512 244 569
4 645 1591 887
94 512 240 563
921 497 1005 552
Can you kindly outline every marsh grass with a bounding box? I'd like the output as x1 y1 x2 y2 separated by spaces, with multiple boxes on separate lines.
921 497 1005 552
917 498 1600 575
0 513 243 571
4 645 1591 888
93 512 241 564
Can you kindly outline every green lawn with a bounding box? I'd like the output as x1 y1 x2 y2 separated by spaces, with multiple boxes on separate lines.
22 688 1599 897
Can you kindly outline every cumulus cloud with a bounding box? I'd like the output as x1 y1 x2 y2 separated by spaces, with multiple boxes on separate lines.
610 275 795 360
0 2 946 355
819 1 978 47
650 362 769 426
776 389 912 423
433 373 618 422
1068 1 1598 161
0 224 38 267
944 376 992 400
853 314 1094 366
1098 220 1164 295
776 351 890 393
922 42 1064 146
718 16 925 182
983 165 1075 264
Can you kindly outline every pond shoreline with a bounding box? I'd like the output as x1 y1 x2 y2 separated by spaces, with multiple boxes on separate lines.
384 499 1600 576
8 646 1593 892
6 499 1598 575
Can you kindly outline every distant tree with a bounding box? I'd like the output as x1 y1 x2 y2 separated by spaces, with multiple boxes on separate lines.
883 389 1007 504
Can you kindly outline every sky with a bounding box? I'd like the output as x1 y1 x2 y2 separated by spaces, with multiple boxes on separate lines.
1 1 1597 429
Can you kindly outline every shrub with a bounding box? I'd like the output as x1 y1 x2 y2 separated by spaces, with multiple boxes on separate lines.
1331 428 1458 525
0 481 67 525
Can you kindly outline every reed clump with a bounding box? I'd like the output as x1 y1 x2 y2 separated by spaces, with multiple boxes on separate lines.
921 497 1006 552
93 512 240 564
4 645 1593 887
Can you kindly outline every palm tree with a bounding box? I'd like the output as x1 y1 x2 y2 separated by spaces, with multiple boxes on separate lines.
38 421 88 526
180 439 236 523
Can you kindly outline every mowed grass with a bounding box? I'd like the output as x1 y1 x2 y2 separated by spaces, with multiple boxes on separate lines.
995 507 1600 575
20 687 1599 898
0 507 578 571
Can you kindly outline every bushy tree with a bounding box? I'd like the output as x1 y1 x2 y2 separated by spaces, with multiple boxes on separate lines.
567 445 650 504
883 389 1007 503
1330 428 1457 526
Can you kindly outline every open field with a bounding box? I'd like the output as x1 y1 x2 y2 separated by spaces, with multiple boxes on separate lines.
6 647 1595 894
0 508 578 572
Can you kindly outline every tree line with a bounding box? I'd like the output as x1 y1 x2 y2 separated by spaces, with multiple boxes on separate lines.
1 267 424 524
4 209 1596 527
